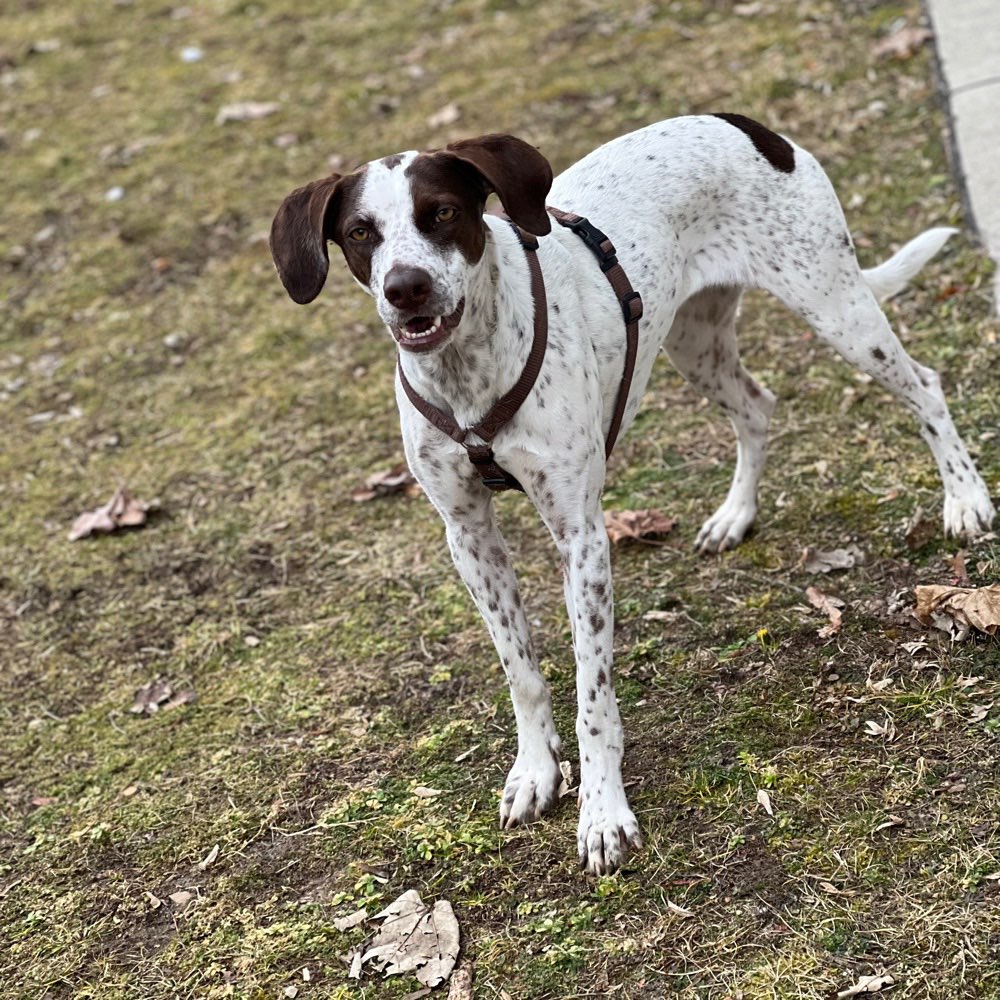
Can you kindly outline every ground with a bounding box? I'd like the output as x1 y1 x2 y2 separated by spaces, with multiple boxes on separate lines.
1 0 999 997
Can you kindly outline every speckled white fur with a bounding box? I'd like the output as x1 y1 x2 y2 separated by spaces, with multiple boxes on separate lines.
329 116 995 875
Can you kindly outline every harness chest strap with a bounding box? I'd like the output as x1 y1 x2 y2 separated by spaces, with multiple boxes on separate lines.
397 222 547 492
397 210 643 492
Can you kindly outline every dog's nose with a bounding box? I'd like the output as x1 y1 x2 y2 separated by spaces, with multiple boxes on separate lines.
383 266 433 311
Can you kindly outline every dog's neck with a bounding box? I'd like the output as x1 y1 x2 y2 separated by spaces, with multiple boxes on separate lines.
395 220 537 431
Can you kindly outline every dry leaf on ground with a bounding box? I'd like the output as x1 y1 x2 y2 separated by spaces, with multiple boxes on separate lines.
447 966 473 1000
873 814 904 834
412 786 442 799
837 971 895 997
130 677 196 715
198 844 220 870
800 544 864 574
69 484 149 540
360 889 459 988
333 907 369 933
904 508 938 550
913 583 1000 641
558 759 574 798
666 899 695 919
604 508 677 544
351 463 421 502
756 788 774 816
428 102 461 128
948 551 970 586
872 22 931 60
215 101 280 124
806 585 844 638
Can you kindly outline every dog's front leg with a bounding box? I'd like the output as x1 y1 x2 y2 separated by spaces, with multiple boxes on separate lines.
548 504 642 876
439 497 563 827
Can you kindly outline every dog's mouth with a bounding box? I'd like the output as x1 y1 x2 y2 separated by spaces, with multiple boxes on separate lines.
392 299 465 353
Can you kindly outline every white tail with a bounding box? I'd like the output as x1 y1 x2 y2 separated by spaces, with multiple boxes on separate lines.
861 227 957 302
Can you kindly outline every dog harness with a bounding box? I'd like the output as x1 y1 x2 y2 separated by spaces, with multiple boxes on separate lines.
397 208 644 493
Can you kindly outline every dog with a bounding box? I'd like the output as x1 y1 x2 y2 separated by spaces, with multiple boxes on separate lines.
270 115 995 874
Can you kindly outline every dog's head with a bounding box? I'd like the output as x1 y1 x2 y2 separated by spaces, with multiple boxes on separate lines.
270 134 553 353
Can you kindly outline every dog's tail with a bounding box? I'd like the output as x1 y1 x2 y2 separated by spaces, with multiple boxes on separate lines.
861 227 957 303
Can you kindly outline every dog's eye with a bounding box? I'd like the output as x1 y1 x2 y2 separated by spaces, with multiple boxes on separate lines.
435 206 457 223
348 226 370 242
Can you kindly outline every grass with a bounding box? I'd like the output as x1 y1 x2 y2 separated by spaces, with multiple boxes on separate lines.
2 0 999 997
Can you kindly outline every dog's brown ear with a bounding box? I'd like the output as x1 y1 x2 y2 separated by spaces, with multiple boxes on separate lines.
445 134 552 236
269 174 345 304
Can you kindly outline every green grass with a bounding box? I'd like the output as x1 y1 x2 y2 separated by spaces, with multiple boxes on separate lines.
2 0 1000 997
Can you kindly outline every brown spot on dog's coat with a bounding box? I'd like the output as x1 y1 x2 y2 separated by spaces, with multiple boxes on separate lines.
712 113 795 173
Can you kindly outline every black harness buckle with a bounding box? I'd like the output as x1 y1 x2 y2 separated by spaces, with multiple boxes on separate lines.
566 216 618 272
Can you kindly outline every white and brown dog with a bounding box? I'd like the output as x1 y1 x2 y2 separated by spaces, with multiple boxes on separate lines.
271 115 995 874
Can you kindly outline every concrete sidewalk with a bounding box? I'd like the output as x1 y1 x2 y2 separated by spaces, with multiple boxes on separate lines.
927 0 1000 309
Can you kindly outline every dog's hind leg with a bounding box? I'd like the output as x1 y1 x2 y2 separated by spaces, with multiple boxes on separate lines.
769 245 995 538
664 286 777 552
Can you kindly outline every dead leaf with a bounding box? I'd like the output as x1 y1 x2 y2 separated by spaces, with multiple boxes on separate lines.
283 987 298 999
412 786 442 799
169 890 194 907
948 551 970 587
348 949 363 979
801 545 864 574
873 814 904 834
837 971 895 997
146 891 162 910
333 907 369 933
215 101 281 125
69 484 150 540
756 788 774 816
447 967 473 1000
130 677 196 715
427 102 461 128
872 22 931 60
604 508 677 545
30 796 57 807
904 508 937 550
666 899 695 918
914 584 1000 640
863 715 896 740
558 759 574 798
970 704 992 724
360 889 459 988
198 843 220 870
806 585 844 638
351 462 421 502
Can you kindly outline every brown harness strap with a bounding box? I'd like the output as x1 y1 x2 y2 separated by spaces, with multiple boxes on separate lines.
547 207 643 458
398 210 643 493
398 221 547 492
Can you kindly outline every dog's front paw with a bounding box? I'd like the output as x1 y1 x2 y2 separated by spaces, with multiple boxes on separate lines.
499 745 562 829
577 784 642 876
944 484 996 540
695 498 756 554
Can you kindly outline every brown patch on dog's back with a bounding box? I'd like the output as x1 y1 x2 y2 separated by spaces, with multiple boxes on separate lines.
713 113 795 173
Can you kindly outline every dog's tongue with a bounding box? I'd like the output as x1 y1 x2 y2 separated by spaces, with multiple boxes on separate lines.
404 316 434 334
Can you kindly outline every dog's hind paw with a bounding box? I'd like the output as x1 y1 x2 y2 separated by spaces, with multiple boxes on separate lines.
943 485 996 540
499 748 562 829
577 789 642 876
